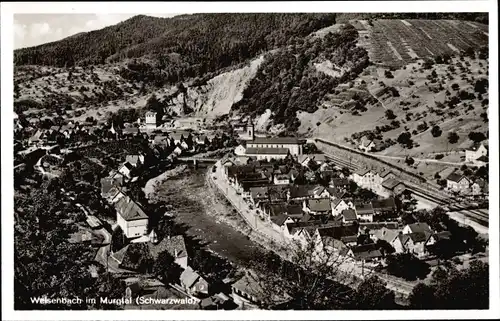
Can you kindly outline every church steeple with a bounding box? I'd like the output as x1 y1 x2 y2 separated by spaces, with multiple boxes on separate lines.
247 118 254 141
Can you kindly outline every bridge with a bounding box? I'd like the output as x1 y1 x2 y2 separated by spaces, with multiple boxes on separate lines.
177 156 219 163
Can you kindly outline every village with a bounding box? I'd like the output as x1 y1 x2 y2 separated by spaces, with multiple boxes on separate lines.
13 103 489 310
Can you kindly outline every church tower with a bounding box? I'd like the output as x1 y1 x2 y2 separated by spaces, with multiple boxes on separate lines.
246 119 255 141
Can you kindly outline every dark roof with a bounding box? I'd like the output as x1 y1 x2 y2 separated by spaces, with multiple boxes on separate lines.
354 168 371 176
408 231 432 243
341 209 358 221
245 147 289 155
122 127 139 134
407 222 432 234
327 187 346 199
446 172 469 183
286 204 304 216
476 155 488 162
355 203 374 215
340 235 358 243
317 223 358 240
149 235 188 259
371 198 396 211
121 162 135 171
331 178 350 186
433 231 452 241
467 142 488 151
251 137 306 145
382 178 404 190
306 198 331 212
271 214 290 226
289 185 315 199
250 187 268 200
115 196 148 221
351 243 382 260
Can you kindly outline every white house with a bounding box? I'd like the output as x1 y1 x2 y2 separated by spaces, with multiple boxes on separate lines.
118 162 135 179
465 143 488 163
115 196 149 238
446 172 472 194
145 111 158 129
331 199 350 217
234 145 247 156
351 169 383 191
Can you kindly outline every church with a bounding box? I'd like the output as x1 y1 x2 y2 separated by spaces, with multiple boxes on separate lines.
235 120 306 160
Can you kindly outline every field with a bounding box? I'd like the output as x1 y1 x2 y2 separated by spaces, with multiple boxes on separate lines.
351 19 488 68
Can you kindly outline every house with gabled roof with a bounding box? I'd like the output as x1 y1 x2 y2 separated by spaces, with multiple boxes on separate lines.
125 154 145 168
381 179 406 196
446 172 472 194
465 142 488 163
340 209 358 223
351 168 383 191
371 197 397 216
115 196 149 238
354 202 374 222
180 267 209 296
347 243 383 262
148 235 188 269
303 198 332 217
118 162 135 179
392 222 435 258
331 198 350 217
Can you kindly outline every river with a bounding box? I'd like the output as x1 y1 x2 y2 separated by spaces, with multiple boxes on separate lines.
151 164 268 266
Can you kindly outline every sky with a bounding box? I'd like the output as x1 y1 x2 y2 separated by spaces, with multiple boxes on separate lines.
13 13 179 49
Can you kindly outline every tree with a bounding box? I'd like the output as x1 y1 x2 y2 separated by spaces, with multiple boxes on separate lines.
397 132 413 148
408 283 436 309
386 253 431 281
405 156 415 166
385 109 397 120
431 125 442 137
111 225 126 252
451 83 459 91
468 131 486 143
447 132 459 144
376 239 395 257
153 250 184 285
474 78 488 94
350 276 396 309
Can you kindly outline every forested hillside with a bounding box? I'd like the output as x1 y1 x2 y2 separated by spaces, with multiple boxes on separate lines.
232 24 369 132
14 13 337 83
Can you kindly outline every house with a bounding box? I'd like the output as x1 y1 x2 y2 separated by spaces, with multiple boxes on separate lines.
354 203 374 222
199 293 233 310
112 243 152 271
244 147 290 161
371 198 397 216
391 232 431 258
28 130 45 146
288 185 316 201
145 111 158 129
381 179 406 196
101 176 123 198
125 154 145 167
152 135 170 146
231 270 291 309
118 162 135 179
473 155 489 167
380 170 397 181
115 196 149 238
348 244 383 262
446 172 472 194
234 144 247 156
393 223 435 258
273 173 290 185
124 277 166 300
331 198 350 217
303 198 332 217
359 137 384 152
403 222 433 235
471 179 488 196
180 267 209 296
371 227 400 244
340 209 358 223
249 186 269 205
122 126 140 136
465 142 488 163
330 178 350 191
298 154 327 168
351 169 383 191
148 235 188 269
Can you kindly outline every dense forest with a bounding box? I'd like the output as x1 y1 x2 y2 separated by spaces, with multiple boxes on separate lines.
232 24 369 132
336 12 489 24
14 13 337 72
